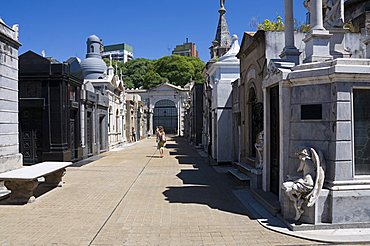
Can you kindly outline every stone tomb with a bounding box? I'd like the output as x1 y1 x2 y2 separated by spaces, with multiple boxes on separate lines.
263 58 370 229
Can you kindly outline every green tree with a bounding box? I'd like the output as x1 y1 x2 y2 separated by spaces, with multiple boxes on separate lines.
104 55 205 89
142 70 168 89
154 55 205 87
257 16 285 31
121 58 154 89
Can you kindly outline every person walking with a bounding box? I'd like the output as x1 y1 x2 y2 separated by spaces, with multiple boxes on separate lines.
157 126 166 158
131 127 136 142
155 126 160 143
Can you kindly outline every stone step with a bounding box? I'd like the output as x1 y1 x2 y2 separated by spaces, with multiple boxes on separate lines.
251 189 281 216
227 168 251 184
233 161 263 176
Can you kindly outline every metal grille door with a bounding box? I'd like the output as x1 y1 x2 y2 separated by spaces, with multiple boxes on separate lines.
153 100 178 134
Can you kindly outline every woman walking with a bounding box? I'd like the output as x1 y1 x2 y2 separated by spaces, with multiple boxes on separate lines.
157 126 166 158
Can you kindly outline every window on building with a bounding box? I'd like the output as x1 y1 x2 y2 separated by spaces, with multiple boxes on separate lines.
353 89 370 175
91 45 94 53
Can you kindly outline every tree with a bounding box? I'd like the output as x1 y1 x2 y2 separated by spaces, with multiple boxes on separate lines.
104 55 205 89
142 70 168 89
257 16 285 31
154 55 205 87
121 58 154 89
155 55 194 87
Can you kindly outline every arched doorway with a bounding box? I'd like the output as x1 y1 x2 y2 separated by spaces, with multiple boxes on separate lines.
153 100 178 135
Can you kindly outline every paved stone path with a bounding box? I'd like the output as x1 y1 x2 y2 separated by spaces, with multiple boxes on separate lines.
0 137 318 245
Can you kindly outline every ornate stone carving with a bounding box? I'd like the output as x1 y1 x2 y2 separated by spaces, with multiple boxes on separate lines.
304 0 344 28
44 168 66 187
255 131 264 169
4 179 38 204
322 0 344 28
282 147 326 220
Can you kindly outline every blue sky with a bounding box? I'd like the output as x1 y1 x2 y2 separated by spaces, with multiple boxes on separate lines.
1 0 307 62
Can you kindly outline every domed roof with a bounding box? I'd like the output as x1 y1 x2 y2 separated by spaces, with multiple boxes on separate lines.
81 57 107 80
81 34 107 80
87 35 100 43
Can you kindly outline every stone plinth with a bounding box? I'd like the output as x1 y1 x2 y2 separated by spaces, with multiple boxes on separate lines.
303 29 333 63
0 20 22 173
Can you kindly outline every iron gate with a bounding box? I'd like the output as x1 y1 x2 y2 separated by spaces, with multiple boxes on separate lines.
153 100 178 135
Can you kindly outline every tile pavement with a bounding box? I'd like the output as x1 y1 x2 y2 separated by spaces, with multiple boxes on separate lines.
0 137 318 245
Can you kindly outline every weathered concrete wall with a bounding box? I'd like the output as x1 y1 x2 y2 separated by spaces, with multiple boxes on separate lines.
0 21 22 172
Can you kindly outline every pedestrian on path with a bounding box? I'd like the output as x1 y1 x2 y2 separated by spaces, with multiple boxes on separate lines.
157 126 166 158
155 126 160 143
131 127 136 142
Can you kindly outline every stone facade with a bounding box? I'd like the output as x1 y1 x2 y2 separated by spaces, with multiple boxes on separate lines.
81 35 124 151
127 83 189 136
19 51 83 163
259 0 370 229
125 93 148 142
0 19 22 172
207 36 240 163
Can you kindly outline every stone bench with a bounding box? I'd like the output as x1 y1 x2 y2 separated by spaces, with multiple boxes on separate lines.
0 162 72 204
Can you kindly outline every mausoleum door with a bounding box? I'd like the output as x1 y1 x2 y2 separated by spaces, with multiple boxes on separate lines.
248 87 263 158
153 100 178 135
20 108 43 165
70 119 76 161
354 89 370 175
87 112 93 155
269 86 280 196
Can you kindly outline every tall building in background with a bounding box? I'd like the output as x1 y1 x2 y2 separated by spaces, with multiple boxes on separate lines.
102 43 133 63
172 39 199 57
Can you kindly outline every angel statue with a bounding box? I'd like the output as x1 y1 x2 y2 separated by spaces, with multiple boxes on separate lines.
322 0 344 28
255 131 264 169
282 147 326 220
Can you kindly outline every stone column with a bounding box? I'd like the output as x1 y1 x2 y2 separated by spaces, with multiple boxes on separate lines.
311 0 325 30
280 0 300 64
303 0 332 63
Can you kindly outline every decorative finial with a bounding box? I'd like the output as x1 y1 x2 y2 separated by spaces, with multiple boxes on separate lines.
219 0 226 13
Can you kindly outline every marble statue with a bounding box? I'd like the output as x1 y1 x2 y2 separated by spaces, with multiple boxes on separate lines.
282 147 326 220
304 0 344 28
303 0 311 12
12 24 19 41
322 0 344 28
255 131 264 169
220 0 225 8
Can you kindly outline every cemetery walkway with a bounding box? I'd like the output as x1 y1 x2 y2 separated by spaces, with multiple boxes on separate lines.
0 137 316 245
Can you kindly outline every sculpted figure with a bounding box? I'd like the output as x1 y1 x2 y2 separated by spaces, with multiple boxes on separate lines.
303 0 311 12
322 0 344 28
282 147 326 220
220 0 225 8
255 131 264 169
304 0 344 28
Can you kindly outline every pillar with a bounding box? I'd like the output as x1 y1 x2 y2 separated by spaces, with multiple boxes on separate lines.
280 0 301 64
303 0 332 63
311 0 325 31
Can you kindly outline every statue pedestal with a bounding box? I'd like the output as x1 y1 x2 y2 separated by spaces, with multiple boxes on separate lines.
281 189 330 227
303 29 333 63
328 28 350 59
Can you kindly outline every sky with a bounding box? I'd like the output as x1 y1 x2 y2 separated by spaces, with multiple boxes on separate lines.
1 0 307 62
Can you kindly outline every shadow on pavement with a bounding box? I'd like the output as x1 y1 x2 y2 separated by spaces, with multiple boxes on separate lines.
162 137 254 218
